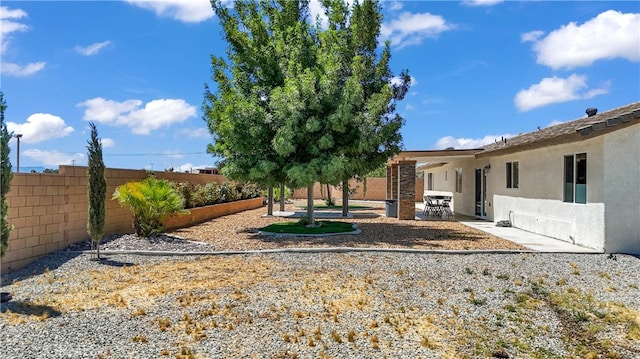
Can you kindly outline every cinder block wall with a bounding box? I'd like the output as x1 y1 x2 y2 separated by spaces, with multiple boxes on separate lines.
291 178 423 202
1 166 226 273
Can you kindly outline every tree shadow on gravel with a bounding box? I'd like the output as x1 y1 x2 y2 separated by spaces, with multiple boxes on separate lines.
93 257 136 268
0 300 62 318
247 220 498 250
1 251 83 286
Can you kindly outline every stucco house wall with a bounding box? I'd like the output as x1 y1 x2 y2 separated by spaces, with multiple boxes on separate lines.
424 137 609 250
423 158 478 215
603 123 640 253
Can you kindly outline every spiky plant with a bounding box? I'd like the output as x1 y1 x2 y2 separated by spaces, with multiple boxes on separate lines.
87 122 106 259
112 177 187 237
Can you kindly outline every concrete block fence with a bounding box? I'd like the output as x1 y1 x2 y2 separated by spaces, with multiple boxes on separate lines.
291 177 424 202
1 166 230 273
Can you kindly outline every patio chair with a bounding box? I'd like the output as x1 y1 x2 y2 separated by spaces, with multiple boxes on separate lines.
423 196 440 217
441 197 453 219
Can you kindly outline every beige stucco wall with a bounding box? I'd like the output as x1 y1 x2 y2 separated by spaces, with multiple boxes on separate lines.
423 158 481 216
424 135 613 251
488 137 607 250
603 123 640 254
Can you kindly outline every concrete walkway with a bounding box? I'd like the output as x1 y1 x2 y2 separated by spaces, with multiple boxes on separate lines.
414 203 600 253
458 219 601 253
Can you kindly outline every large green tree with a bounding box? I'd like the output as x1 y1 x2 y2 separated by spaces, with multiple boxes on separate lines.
1 92 12 259
204 0 409 224
87 122 106 259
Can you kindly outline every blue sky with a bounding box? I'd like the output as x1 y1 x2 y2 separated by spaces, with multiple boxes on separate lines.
1 1 638 172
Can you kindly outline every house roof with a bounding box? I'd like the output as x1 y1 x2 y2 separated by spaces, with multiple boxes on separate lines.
477 101 640 158
392 101 640 165
389 149 481 165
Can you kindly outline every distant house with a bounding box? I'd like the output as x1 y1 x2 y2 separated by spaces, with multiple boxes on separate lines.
197 167 219 175
390 102 640 254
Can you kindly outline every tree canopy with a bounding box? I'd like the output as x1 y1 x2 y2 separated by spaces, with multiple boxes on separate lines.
204 0 410 223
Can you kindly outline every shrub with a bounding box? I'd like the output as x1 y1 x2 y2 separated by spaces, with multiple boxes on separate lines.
273 186 292 202
177 181 260 209
113 177 188 237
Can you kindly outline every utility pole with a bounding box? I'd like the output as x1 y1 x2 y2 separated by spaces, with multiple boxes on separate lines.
14 134 22 173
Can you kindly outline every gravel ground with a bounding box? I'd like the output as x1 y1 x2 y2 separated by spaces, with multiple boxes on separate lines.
1 202 639 358
1 252 639 358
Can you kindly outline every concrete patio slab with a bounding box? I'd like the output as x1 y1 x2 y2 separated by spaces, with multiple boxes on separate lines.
414 203 600 253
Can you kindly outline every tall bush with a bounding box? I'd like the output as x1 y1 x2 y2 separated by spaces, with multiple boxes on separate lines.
0 92 12 258
86 122 106 259
113 177 187 237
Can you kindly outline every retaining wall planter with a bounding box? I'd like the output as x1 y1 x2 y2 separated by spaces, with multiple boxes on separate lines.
164 197 265 230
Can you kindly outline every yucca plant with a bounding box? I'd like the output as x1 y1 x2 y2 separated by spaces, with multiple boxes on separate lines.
112 177 188 237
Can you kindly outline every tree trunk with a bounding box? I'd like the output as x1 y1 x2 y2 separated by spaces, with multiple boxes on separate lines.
307 185 315 225
342 179 349 217
279 183 285 211
267 187 274 216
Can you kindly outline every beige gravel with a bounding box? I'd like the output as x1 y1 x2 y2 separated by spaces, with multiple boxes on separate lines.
168 201 526 251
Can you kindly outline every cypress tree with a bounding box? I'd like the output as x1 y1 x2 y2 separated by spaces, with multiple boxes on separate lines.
87 122 106 259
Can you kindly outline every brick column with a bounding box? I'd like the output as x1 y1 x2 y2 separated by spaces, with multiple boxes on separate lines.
386 165 393 199
398 160 416 220
390 163 399 200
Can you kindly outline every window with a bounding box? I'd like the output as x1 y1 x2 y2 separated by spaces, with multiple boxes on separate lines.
427 173 434 190
455 168 463 193
506 161 519 188
564 153 587 203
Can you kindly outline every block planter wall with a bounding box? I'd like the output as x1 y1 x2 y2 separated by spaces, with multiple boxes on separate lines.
164 197 264 230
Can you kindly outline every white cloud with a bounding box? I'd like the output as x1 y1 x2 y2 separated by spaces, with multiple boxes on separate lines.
177 127 209 139
462 0 504 6
388 1 403 12
77 98 142 123
0 6 28 54
390 75 418 87
514 74 609 112
405 104 415 111
381 12 454 49
526 10 640 70
435 134 516 150
546 120 565 128
7 113 74 144
164 150 184 159
126 99 197 134
22 149 85 167
1 61 46 77
125 0 215 23
521 30 544 43
78 97 197 135
0 6 47 77
101 138 115 148
75 40 111 56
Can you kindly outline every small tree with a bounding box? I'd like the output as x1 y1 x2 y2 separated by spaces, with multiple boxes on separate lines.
1 92 12 260
87 122 106 259
113 177 187 237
